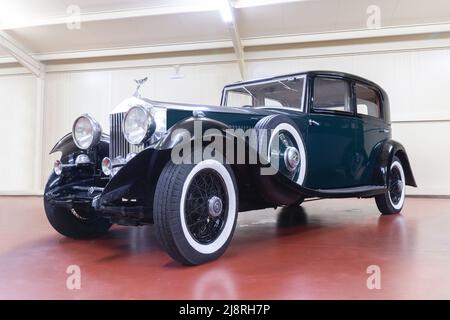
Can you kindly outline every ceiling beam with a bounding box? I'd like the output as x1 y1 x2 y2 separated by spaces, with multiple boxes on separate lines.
0 31 45 77
1 21 450 67
234 0 306 8
0 3 220 30
243 22 450 47
0 1 306 30
225 0 247 79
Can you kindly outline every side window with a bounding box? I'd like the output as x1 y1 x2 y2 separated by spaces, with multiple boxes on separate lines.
355 84 382 119
313 77 352 113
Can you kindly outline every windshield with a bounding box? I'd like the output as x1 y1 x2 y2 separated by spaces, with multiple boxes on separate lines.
223 76 306 110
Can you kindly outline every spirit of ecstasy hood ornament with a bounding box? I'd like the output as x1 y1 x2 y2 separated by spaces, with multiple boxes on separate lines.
133 77 148 98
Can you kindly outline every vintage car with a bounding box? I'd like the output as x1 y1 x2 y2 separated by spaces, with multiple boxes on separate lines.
44 71 416 265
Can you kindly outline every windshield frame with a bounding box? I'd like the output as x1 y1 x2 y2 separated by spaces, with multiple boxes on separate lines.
221 74 307 112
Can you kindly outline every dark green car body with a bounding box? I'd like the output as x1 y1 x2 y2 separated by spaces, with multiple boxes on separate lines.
46 70 416 226
161 70 415 190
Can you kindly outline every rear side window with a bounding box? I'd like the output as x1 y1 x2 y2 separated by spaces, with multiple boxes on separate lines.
313 77 352 113
355 84 382 119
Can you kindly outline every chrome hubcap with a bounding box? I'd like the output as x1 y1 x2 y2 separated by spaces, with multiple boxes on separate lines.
284 146 300 172
208 196 223 218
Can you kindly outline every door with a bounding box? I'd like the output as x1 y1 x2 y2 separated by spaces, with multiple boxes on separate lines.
353 82 390 186
305 76 357 189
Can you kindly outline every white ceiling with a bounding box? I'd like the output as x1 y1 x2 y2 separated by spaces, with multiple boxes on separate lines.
0 0 450 60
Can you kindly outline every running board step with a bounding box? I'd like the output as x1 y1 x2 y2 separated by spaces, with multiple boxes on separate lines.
315 185 386 198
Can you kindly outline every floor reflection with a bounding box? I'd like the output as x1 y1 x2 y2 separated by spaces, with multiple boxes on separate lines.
0 197 445 299
192 268 238 300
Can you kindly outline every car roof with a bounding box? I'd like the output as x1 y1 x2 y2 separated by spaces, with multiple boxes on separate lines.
224 70 385 92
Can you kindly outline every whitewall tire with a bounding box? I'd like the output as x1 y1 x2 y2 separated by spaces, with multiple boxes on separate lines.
266 123 307 186
375 156 406 215
153 159 238 265
255 115 307 186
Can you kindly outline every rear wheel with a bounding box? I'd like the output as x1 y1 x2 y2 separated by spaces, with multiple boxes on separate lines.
375 156 406 215
153 159 238 265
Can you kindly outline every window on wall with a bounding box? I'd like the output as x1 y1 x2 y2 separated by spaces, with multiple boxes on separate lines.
313 77 352 113
355 84 382 119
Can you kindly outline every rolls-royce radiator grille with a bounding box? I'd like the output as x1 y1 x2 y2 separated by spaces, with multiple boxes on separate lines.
109 113 143 159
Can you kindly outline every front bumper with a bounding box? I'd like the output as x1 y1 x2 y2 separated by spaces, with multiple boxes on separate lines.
47 147 169 225
46 181 151 225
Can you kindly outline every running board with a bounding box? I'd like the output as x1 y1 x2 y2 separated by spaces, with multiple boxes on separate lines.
276 174 386 199
314 186 386 198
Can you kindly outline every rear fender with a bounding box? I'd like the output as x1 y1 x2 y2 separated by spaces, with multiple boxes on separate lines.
378 140 417 187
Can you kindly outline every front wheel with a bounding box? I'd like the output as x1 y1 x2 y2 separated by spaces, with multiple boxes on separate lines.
44 173 112 239
153 159 238 265
375 156 406 215
44 199 112 239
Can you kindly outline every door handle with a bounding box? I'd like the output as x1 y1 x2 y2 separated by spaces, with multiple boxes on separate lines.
309 119 320 127
379 128 390 133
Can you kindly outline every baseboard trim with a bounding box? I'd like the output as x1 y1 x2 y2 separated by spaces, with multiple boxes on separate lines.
406 195 450 199
0 190 44 196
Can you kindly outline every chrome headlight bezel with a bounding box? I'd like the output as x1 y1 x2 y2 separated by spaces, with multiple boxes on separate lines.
122 105 160 145
72 114 102 150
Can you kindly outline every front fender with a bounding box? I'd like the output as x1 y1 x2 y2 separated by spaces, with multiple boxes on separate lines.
96 117 235 208
96 148 171 208
156 116 232 150
50 133 78 156
45 133 111 206
50 132 110 160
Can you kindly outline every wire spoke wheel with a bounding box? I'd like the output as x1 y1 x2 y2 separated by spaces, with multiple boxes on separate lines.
375 157 406 215
184 168 229 245
154 159 238 265
389 165 403 206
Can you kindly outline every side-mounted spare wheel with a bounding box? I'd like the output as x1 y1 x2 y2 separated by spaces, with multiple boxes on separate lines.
254 114 307 205
43 174 112 239
375 156 406 215
153 159 238 265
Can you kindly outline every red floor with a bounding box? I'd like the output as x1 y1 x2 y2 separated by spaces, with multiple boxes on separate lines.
0 196 450 299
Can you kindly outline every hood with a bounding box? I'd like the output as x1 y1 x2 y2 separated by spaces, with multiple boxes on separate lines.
110 96 299 118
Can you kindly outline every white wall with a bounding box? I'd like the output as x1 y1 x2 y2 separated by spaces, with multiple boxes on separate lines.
1 35 450 195
0 73 37 192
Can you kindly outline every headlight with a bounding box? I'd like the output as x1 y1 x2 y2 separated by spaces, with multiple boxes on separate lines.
72 114 102 150
123 106 156 145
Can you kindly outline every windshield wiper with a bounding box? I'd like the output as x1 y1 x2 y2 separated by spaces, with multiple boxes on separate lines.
277 80 298 92
242 86 256 100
